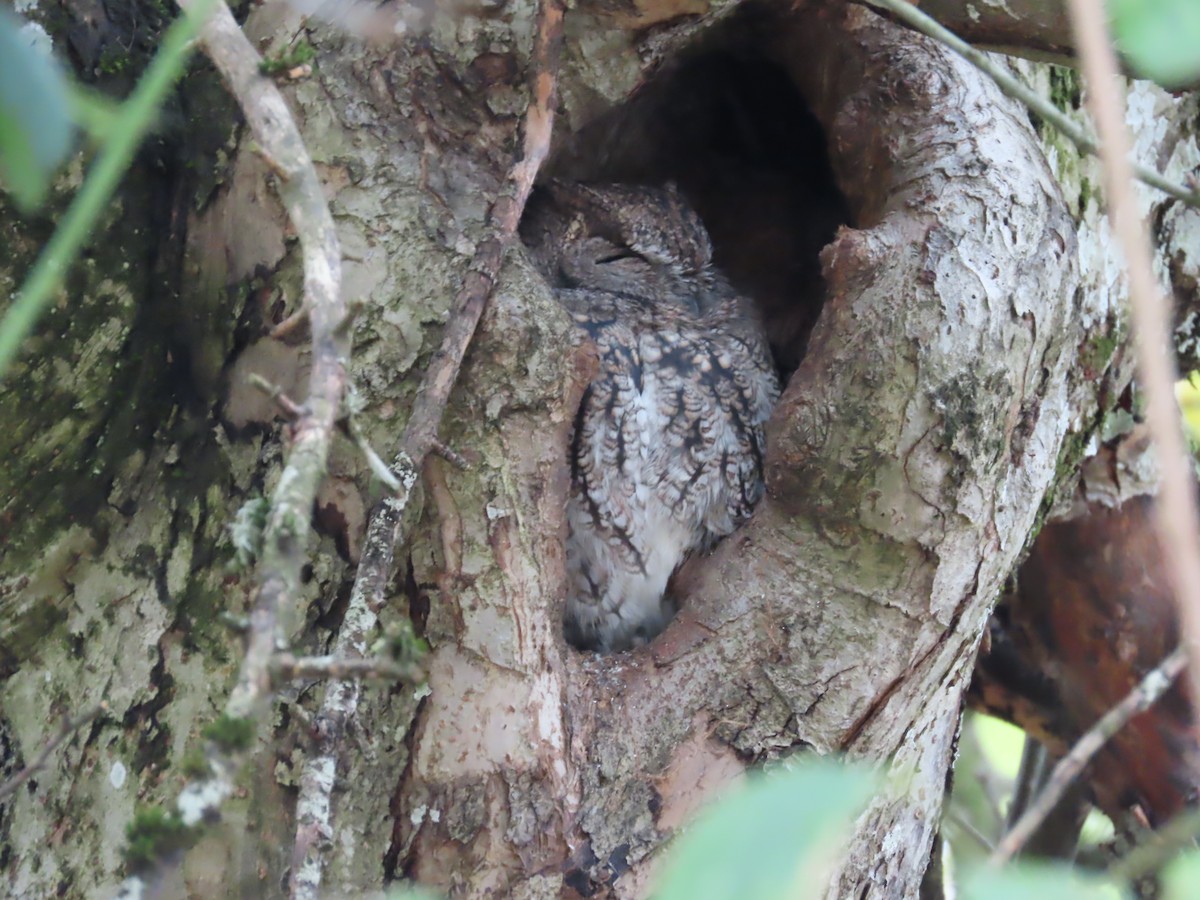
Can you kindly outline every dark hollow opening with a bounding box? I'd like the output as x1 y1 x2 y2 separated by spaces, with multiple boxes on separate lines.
526 4 855 652
545 8 853 376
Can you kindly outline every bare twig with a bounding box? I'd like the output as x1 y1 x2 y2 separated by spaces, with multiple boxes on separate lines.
1066 0 1200 719
180 0 349 717
431 438 469 469
287 1 565 896
118 0 346 888
1108 804 1200 883
269 307 311 341
863 0 1200 209
247 372 305 420
0 704 106 802
271 652 423 684
1006 738 1048 830
344 415 403 491
990 647 1188 864
948 809 997 853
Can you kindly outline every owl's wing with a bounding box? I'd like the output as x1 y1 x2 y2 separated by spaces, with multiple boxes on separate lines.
568 311 653 575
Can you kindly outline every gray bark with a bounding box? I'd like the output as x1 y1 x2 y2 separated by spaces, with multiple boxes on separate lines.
2 0 1197 897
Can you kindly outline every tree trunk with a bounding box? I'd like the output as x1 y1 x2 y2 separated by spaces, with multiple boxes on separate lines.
3 0 1199 897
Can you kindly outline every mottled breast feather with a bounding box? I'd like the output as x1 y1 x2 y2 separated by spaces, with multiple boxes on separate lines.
522 182 779 652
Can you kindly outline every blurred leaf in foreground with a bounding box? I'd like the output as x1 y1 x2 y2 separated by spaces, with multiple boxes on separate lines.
963 861 1127 900
1163 848 1200 900
655 758 878 900
0 8 73 212
1110 0 1200 89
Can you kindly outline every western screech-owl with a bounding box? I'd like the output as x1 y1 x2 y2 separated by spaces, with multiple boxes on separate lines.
522 182 779 652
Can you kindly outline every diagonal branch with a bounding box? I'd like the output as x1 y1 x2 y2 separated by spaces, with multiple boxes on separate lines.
991 647 1187 864
287 1 565 896
0 704 107 802
863 0 1200 209
119 0 347 889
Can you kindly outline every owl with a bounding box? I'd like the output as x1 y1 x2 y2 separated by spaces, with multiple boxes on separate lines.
522 182 780 652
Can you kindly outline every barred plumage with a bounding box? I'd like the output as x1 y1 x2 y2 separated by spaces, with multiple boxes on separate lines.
522 183 779 652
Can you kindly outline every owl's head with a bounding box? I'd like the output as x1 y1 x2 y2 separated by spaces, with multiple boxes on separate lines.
554 182 713 276
522 181 716 298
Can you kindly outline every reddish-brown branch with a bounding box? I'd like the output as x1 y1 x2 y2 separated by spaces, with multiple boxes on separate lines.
991 647 1188 864
399 0 563 464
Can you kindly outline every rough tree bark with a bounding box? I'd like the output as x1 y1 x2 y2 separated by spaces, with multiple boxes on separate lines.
2 0 1199 898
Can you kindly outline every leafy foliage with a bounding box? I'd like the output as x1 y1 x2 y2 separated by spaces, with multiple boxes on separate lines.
124 806 196 871
201 714 256 752
0 0 213 380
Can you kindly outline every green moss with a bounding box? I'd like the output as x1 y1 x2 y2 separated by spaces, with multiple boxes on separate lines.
931 370 1006 458
1047 65 1083 112
97 47 133 76
1083 329 1120 375
230 497 269 569
176 579 232 661
202 714 255 751
1078 176 1096 215
1029 426 1095 545
258 40 317 76
124 805 197 871
0 35 241 570
180 750 211 779
375 619 430 667
0 597 69 669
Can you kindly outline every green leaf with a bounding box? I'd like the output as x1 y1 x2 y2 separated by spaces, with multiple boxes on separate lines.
962 862 1127 900
0 0 214 381
0 8 73 211
1110 0 1200 88
655 759 877 900
1163 849 1200 900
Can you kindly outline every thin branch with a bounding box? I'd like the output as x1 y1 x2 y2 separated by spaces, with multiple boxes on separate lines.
271 652 423 684
948 809 997 854
1006 737 1049 830
1065 0 1200 726
1108 804 1200 883
269 307 310 341
990 647 1187 864
248 373 305 420
179 0 349 717
118 0 347 887
0 704 106 802
287 1 565 896
863 0 1200 209
343 413 403 491
431 438 469 470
